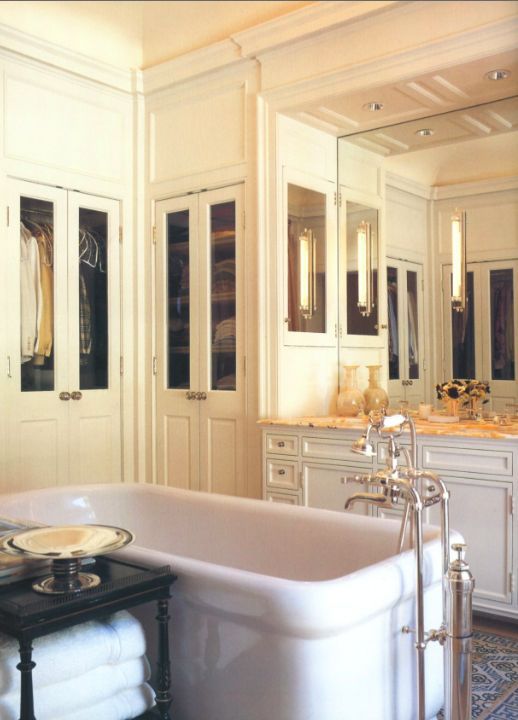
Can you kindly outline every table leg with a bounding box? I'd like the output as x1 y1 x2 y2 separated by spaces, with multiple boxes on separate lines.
17 639 36 720
155 597 172 719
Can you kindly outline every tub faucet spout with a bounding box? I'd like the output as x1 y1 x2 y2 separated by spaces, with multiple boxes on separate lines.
345 492 389 511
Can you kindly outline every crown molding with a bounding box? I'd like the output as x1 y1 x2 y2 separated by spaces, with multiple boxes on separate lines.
385 171 432 200
0 23 133 92
433 175 518 200
232 0 405 58
141 39 244 95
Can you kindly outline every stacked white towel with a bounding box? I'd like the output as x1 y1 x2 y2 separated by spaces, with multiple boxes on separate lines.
0 610 156 720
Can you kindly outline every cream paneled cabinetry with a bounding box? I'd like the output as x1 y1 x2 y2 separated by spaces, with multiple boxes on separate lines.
3 180 122 492
155 185 246 495
262 423 518 619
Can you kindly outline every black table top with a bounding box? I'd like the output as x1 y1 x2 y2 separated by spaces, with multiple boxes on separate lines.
0 556 176 640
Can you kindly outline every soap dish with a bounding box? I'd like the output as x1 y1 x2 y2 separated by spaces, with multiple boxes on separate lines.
427 415 460 423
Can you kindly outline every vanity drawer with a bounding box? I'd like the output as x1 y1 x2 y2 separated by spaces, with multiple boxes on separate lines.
421 444 513 477
301 436 373 464
265 433 299 456
265 459 300 490
266 490 302 505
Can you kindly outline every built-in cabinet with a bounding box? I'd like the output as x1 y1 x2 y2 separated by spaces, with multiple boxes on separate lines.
262 423 517 619
4 179 122 491
155 185 246 495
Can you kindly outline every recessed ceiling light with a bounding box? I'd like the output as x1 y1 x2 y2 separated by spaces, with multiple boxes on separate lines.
415 128 434 137
363 102 384 112
485 69 511 81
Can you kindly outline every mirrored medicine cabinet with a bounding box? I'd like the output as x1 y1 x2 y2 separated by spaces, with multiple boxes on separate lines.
284 95 518 409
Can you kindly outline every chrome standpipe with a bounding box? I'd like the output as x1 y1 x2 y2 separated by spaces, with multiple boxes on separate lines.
444 543 474 720
347 411 474 720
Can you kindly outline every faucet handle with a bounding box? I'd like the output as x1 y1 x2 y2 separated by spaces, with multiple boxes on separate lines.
341 474 373 485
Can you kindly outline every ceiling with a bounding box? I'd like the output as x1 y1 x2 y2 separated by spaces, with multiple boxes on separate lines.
0 0 312 69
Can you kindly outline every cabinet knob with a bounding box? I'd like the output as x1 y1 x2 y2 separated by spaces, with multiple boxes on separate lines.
185 391 195 400
59 391 71 401
278 469 286 476
71 391 83 401
277 441 285 448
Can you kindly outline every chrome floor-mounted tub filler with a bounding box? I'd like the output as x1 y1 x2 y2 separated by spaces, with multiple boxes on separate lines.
348 410 474 720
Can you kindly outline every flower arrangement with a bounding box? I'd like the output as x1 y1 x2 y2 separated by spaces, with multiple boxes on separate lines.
435 379 467 402
435 379 490 418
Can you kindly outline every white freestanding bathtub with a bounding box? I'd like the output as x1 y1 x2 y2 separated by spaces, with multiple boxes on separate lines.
0 483 445 720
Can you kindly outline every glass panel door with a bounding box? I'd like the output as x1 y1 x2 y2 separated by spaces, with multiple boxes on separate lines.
287 183 327 334
210 201 236 391
407 270 420 380
20 196 55 392
387 265 399 381
167 210 191 390
78 208 109 390
452 272 475 379
490 268 515 381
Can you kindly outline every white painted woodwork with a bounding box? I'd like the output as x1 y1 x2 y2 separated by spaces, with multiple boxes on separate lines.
429 476 513 606
262 424 518 619
4 180 121 492
155 185 246 496
302 462 369 515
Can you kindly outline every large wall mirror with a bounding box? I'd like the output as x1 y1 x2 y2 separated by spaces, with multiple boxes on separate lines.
338 95 518 410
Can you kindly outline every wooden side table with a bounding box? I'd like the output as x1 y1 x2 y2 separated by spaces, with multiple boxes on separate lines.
0 556 176 720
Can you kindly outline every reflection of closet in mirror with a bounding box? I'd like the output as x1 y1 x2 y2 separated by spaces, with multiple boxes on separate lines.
387 259 425 406
442 261 518 411
287 182 326 334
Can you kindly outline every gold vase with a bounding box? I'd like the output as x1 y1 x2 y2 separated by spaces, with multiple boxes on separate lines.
363 365 389 414
337 365 365 417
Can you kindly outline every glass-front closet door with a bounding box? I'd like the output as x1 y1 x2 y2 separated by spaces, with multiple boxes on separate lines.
387 259 425 407
67 193 121 483
5 181 68 490
155 194 200 490
442 261 517 411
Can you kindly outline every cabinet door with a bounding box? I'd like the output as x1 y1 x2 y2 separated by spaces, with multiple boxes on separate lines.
198 185 246 496
302 462 369 514
155 185 246 495
67 192 122 484
5 181 69 491
283 168 337 347
155 194 200 489
387 259 425 406
429 475 513 607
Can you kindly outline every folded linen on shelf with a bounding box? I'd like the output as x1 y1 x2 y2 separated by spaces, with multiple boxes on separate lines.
0 610 146 694
56 683 156 720
0 656 151 720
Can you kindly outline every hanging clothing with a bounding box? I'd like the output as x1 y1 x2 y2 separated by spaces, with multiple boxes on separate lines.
79 270 92 361
20 223 42 363
33 229 54 364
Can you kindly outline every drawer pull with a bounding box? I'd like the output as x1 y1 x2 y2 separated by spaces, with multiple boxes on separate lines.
277 441 285 448
278 469 286 476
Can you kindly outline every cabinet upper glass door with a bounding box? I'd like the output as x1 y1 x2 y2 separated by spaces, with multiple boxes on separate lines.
78 208 109 390
451 271 475 379
210 201 236 391
167 210 191 390
287 183 327 334
490 268 515 381
20 196 55 392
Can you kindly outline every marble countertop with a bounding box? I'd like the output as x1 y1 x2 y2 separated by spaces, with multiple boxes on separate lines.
258 415 518 440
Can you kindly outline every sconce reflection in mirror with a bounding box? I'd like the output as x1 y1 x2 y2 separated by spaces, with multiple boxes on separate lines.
299 227 317 319
451 209 466 313
357 220 374 317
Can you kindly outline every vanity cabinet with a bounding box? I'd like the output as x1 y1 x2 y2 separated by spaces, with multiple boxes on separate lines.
261 421 518 620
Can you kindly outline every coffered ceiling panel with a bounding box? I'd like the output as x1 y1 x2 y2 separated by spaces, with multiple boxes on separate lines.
292 50 518 136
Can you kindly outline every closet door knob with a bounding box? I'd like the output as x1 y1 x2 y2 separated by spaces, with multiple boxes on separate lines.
59 391 71 401
200 392 207 400
71 391 83 401
185 391 195 400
